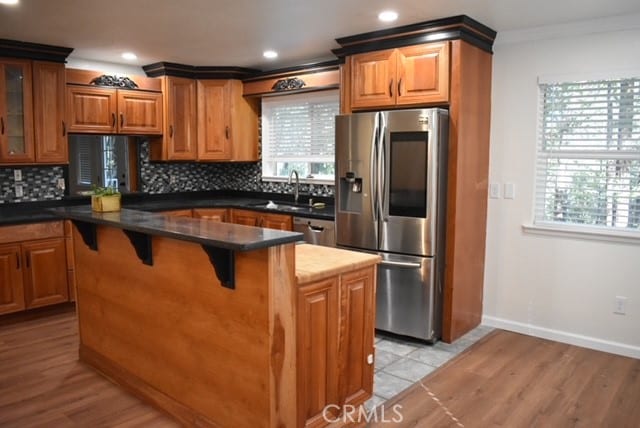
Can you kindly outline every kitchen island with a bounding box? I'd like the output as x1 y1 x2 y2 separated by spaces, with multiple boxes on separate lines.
53 206 379 428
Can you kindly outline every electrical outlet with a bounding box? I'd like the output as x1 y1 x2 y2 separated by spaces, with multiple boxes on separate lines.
489 183 501 199
13 169 22 181
169 175 176 185
14 183 24 198
614 296 627 315
57 178 66 190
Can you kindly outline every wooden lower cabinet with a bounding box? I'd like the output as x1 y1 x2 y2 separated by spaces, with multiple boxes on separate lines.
297 266 376 426
22 238 68 309
0 244 25 314
230 209 292 231
192 208 228 222
161 209 193 217
0 222 70 314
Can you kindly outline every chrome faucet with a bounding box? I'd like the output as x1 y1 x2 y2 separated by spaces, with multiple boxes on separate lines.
288 169 300 204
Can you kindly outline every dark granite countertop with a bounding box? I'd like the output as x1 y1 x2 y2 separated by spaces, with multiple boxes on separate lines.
0 191 335 226
51 206 303 251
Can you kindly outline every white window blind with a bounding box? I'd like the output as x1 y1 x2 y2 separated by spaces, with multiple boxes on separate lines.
535 77 640 231
262 90 338 183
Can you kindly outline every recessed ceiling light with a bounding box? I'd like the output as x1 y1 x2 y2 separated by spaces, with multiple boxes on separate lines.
378 10 398 22
263 50 278 59
121 52 137 61
0 0 19 5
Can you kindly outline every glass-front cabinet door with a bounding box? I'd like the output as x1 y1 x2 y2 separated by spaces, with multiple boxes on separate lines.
0 60 34 163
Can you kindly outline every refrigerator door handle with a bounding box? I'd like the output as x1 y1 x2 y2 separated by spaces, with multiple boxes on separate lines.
370 112 380 224
380 260 422 269
377 113 387 223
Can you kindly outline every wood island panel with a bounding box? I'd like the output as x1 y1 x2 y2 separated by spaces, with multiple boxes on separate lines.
73 225 297 427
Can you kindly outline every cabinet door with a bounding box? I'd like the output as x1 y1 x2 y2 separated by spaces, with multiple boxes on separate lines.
117 90 163 135
163 77 197 160
33 61 67 163
228 80 259 161
162 209 193 217
22 238 69 309
297 277 340 427
350 49 397 109
261 213 293 231
339 267 375 407
0 59 34 163
193 208 228 222
66 86 117 133
396 42 450 105
197 80 231 161
230 209 261 227
0 244 25 314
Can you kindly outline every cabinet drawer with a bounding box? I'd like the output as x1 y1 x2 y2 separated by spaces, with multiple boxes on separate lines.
0 221 64 245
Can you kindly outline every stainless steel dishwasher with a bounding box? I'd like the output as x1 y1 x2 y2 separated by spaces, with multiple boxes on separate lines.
293 217 335 247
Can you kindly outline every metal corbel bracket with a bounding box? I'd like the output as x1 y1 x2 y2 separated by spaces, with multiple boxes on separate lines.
123 230 153 266
73 220 98 251
201 245 236 289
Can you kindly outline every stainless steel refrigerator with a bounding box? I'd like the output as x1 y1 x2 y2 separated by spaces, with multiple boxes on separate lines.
335 108 448 342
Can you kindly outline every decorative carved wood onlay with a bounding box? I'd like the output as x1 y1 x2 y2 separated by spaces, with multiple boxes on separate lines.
90 75 139 89
272 77 306 92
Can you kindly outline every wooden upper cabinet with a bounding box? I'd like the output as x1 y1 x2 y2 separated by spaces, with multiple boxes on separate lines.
350 49 397 109
192 208 228 222
0 243 25 315
66 85 163 135
33 61 67 163
396 43 449 105
153 76 197 161
197 80 231 161
117 90 163 135
22 238 68 309
0 59 35 163
66 86 117 133
349 42 450 110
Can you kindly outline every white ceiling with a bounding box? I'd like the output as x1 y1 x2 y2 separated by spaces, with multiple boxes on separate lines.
1 0 640 70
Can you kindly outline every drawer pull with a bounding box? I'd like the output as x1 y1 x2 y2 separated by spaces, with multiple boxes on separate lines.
16 252 20 269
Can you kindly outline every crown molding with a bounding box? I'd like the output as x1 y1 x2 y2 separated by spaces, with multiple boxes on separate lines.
0 38 73 63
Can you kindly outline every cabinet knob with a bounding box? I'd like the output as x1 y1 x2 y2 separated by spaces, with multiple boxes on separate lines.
169 125 174 138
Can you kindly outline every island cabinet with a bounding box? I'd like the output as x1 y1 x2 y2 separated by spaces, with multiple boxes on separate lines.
349 42 450 110
0 221 69 315
66 85 163 135
230 208 293 231
295 244 378 427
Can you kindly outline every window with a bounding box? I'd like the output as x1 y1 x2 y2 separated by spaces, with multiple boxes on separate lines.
261 90 339 183
535 77 640 233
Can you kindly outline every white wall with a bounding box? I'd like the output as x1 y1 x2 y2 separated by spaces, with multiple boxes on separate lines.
483 17 640 358
66 57 145 77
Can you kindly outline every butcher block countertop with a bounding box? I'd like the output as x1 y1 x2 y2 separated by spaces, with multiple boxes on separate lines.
295 244 381 285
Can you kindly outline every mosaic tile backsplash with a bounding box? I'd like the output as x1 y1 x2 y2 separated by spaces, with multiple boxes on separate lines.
0 166 65 204
1 141 334 204
138 141 334 197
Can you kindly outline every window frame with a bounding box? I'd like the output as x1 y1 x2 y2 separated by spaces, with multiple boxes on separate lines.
530 74 640 242
261 89 338 185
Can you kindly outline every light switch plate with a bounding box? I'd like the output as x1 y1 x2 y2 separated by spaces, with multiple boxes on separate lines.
14 169 22 181
489 183 501 199
57 178 66 190
504 183 516 199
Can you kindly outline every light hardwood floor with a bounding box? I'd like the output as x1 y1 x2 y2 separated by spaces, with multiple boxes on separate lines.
1 308 638 427
370 329 640 427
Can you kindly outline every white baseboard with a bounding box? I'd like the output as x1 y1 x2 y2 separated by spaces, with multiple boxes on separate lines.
482 315 640 359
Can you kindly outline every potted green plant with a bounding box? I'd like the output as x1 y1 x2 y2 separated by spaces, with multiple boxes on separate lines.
90 185 121 212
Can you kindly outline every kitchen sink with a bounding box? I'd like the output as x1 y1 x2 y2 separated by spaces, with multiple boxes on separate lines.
249 201 309 211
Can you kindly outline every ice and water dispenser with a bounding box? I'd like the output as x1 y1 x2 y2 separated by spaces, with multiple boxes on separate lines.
339 171 363 213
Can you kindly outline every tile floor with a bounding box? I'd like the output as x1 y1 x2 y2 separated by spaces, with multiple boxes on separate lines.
365 324 494 410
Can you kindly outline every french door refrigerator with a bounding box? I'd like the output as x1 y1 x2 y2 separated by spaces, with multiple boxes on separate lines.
335 108 448 342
